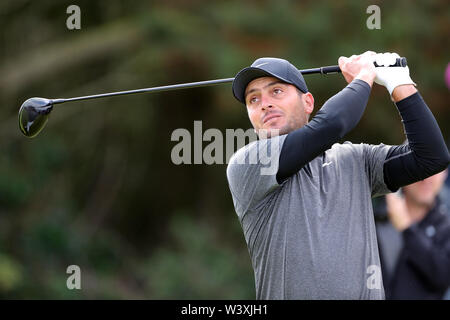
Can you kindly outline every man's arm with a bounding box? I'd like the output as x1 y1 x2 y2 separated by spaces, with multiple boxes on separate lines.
371 53 449 191
383 85 450 191
277 80 371 182
277 51 377 183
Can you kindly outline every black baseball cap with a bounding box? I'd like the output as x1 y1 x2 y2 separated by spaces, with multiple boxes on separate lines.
232 57 309 104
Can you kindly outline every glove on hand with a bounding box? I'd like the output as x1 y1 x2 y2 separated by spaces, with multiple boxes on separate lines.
374 52 416 95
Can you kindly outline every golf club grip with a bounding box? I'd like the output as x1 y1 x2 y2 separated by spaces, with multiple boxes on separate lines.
301 57 407 75
374 57 407 68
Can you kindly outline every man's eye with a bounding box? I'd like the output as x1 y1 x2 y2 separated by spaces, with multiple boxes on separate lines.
249 97 258 104
273 88 282 94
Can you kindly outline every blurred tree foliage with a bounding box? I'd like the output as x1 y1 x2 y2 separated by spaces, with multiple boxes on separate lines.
0 0 448 298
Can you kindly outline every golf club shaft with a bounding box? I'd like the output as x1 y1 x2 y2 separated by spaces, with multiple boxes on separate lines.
50 78 235 105
51 57 407 105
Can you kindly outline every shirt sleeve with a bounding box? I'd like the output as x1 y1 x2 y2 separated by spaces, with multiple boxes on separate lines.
226 134 287 219
362 143 394 198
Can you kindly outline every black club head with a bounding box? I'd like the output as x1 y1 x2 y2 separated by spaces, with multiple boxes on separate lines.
18 97 54 138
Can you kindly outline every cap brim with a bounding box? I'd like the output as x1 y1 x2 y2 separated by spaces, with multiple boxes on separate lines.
232 67 292 104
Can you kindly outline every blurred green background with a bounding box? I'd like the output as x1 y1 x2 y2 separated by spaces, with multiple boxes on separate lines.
0 0 448 299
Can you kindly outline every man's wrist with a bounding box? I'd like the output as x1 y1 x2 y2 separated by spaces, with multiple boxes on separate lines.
355 69 376 87
391 84 418 102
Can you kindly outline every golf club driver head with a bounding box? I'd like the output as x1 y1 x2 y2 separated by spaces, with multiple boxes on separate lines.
18 97 53 138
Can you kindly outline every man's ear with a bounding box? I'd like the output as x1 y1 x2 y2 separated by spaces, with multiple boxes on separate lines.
302 92 314 115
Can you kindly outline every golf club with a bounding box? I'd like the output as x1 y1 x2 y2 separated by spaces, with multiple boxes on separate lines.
18 57 407 138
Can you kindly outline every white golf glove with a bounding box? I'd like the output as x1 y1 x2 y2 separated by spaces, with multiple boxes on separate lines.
373 52 416 95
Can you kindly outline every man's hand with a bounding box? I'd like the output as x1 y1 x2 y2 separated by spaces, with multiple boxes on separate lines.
385 192 413 232
373 52 417 100
338 51 377 87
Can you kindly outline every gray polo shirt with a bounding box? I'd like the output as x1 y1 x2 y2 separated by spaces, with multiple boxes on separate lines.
226 134 392 299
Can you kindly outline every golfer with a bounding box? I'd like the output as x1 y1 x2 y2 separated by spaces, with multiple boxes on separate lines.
226 51 450 299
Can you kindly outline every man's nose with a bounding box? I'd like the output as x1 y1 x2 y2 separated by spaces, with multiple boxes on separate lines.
261 95 273 110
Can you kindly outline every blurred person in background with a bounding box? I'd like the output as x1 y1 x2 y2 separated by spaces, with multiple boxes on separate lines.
375 168 450 299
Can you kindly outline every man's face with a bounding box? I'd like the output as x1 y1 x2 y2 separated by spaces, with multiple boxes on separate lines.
244 76 314 137
403 169 448 207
